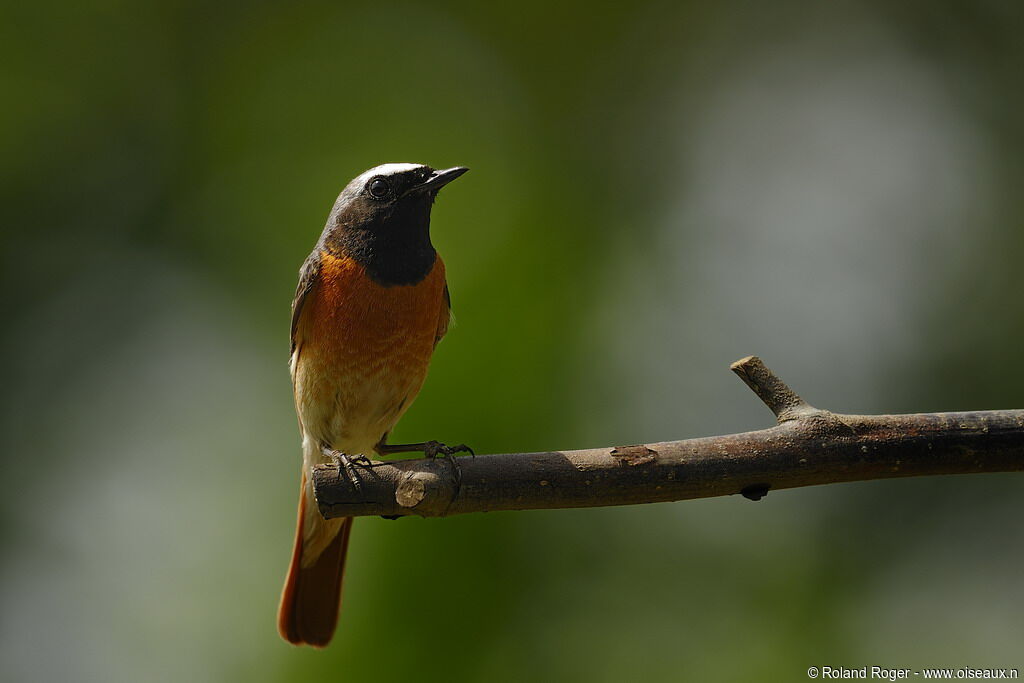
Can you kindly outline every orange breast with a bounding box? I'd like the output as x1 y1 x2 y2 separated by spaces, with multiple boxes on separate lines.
293 250 447 450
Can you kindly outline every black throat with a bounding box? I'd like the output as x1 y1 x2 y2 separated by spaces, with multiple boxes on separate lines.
324 194 437 287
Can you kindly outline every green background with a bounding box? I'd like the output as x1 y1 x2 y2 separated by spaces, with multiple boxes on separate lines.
2 1 1023 681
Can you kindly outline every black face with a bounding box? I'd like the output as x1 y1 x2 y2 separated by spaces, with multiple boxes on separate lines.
321 164 468 286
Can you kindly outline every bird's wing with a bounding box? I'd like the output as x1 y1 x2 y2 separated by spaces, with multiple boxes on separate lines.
435 282 451 347
290 250 321 357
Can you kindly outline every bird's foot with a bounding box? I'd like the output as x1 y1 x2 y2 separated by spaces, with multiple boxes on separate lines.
422 440 475 459
321 446 372 492
420 441 468 491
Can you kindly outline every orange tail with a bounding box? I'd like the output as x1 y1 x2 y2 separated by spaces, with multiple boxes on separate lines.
277 476 353 647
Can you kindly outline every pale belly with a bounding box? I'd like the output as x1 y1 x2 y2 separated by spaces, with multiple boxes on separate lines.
292 340 432 459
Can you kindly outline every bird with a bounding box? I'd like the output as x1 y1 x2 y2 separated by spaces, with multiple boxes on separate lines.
278 162 470 647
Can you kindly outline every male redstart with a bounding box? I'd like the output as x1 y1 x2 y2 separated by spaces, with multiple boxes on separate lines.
278 163 470 647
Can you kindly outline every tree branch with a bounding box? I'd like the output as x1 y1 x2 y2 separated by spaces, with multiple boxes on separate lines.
312 356 1024 519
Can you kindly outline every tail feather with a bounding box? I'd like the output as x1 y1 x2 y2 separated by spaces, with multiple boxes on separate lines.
278 475 353 647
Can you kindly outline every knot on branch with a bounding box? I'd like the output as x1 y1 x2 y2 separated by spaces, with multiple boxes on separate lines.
393 467 457 515
312 458 459 518
610 445 658 466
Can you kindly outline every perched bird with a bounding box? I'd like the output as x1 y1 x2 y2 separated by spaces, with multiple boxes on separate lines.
278 163 470 647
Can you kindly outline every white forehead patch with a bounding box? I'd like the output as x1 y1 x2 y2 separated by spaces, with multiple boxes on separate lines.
360 162 426 180
334 162 431 207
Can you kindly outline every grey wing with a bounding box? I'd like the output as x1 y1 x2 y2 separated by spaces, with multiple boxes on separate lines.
435 282 451 347
290 250 321 357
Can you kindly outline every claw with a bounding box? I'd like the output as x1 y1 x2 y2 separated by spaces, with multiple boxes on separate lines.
321 446 370 493
422 441 474 459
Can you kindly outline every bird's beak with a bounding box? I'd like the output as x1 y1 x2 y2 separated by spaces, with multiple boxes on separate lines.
405 166 469 195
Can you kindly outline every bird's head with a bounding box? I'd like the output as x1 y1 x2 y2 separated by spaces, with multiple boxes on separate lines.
321 163 468 285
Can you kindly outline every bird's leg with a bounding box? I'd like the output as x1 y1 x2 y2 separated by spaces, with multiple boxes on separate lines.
321 445 372 492
374 438 475 459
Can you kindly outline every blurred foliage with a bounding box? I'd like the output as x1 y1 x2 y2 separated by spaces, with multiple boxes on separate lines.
2 1 1023 682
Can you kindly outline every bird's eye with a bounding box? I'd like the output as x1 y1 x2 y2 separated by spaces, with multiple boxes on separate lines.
367 177 390 199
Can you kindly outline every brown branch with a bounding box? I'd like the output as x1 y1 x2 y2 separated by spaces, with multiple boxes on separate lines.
729 355 817 421
312 356 1024 519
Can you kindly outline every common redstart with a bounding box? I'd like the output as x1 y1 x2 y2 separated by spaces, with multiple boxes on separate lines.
278 163 470 647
